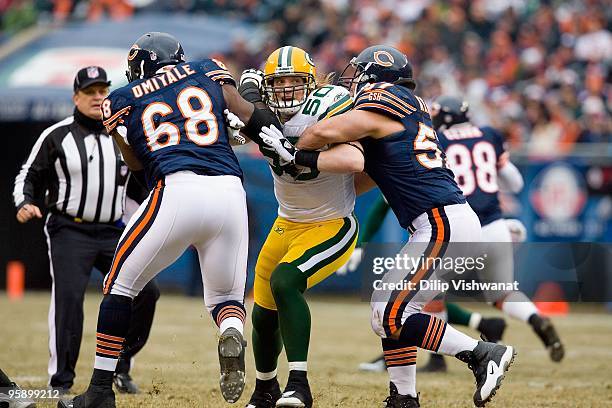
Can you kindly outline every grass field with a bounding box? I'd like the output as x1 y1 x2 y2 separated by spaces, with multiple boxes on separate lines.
1 292 611 407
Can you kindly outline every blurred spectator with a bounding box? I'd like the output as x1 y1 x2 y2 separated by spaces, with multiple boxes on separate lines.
1 0 37 33
578 96 611 144
1 0 610 154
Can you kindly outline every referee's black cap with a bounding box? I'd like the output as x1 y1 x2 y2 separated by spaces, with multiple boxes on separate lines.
73 66 111 92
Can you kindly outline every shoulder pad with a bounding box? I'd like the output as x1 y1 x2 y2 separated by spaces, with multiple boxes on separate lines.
299 85 353 120
196 58 235 86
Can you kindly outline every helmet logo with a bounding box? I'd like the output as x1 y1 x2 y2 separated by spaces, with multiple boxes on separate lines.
305 52 315 67
128 44 140 61
373 51 394 67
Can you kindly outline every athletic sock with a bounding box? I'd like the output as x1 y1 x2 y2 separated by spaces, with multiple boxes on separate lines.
382 338 417 397
93 294 133 389
468 312 483 330
398 313 446 352
270 263 311 363
447 302 474 327
437 323 479 356
212 300 246 335
497 291 539 322
252 303 283 373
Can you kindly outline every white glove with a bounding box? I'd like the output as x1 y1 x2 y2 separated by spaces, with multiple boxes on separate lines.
240 68 265 91
260 125 296 163
337 247 363 275
505 218 527 243
224 109 246 145
116 125 129 145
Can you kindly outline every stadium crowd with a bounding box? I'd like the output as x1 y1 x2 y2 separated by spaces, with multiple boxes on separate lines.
1 0 610 153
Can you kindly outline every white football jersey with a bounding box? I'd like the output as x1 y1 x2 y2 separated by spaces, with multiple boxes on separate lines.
266 85 355 222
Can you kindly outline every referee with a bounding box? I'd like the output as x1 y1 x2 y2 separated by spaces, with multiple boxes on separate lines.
12 66 159 395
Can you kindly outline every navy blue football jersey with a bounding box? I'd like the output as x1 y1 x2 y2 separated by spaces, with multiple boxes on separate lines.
102 59 242 187
354 83 465 229
437 123 507 226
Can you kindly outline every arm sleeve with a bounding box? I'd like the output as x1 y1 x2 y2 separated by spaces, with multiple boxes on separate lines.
13 130 54 210
358 194 391 245
125 170 149 204
497 161 524 193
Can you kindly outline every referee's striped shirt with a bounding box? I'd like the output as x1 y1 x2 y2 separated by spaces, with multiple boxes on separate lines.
13 111 130 223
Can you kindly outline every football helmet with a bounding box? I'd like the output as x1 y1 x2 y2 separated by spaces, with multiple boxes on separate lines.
263 46 316 116
338 45 416 97
431 95 469 131
126 32 185 82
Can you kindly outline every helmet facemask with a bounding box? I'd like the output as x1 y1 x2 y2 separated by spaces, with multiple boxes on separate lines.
264 73 315 116
337 58 374 98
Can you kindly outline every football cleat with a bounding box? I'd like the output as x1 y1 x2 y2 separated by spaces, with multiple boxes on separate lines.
246 378 281 408
218 327 247 403
383 383 419 408
275 371 312 408
477 317 507 343
456 341 515 407
0 369 37 408
0 387 37 408
416 354 447 373
358 355 386 372
57 386 115 408
112 373 139 394
529 315 565 362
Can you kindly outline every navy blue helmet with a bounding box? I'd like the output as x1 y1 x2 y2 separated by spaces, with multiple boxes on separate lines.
126 32 185 82
338 45 416 95
431 95 470 130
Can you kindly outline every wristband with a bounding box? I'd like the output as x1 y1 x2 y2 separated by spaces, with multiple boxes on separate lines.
294 150 320 169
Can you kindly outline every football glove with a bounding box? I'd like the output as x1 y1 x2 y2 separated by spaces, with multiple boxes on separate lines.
504 218 527 243
260 125 296 163
239 69 264 91
224 109 246 145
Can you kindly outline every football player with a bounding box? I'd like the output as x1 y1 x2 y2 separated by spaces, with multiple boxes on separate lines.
264 45 516 408
238 46 365 408
348 194 507 374
432 95 564 362
59 32 283 408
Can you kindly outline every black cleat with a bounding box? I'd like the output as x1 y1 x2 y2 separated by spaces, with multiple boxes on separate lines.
275 371 312 408
218 327 247 403
0 385 37 408
0 369 37 408
529 314 564 362
416 353 447 373
477 317 507 343
246 378 281 408
383 383 420 408
456 341 515 407
57 386 115 408
112 372 139 394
